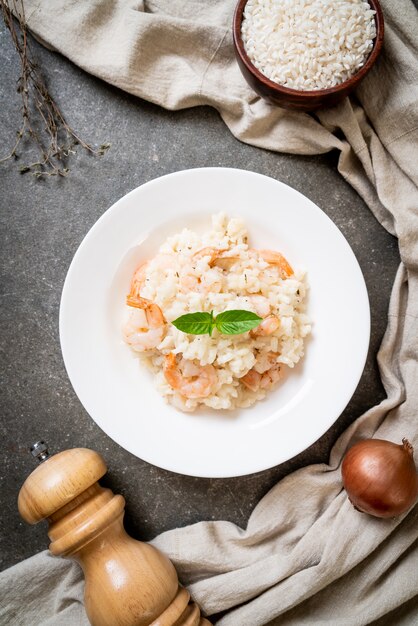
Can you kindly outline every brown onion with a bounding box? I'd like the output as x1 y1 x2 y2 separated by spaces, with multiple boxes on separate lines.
341 438 418 518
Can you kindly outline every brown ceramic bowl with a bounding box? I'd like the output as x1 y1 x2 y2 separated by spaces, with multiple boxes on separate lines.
233 0 384 111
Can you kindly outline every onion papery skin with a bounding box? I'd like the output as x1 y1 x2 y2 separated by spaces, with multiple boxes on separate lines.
341 438 418 519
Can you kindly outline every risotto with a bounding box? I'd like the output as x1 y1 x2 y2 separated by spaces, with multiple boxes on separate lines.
122 214 311 412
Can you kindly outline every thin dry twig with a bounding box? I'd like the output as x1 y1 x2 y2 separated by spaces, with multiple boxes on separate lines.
0 0 110 177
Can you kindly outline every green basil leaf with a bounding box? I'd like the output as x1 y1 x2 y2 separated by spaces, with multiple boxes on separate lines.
215 310 262 335
171 312 214 335
172 309 262 336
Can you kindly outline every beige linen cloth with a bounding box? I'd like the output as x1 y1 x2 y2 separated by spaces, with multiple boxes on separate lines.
1 1 418 624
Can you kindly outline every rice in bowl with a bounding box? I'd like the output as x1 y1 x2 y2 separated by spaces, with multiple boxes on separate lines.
122 214 311 412
241 0 377 91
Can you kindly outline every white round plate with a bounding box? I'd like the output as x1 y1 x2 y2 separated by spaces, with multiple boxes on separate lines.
60 168 370 478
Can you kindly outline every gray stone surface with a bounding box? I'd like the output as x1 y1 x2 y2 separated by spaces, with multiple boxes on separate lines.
0 23 399 571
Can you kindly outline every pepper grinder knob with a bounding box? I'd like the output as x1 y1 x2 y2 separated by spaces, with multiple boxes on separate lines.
18 443 211 626
30 441 50 463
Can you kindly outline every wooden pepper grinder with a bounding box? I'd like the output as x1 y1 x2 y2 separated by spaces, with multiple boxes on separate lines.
18 442 211 626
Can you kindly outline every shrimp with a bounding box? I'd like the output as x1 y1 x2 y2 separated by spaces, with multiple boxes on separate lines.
259 363 282 388
163 353 218 399
192 247 241 271
178 248 217 293
124 295 166 351
192 247 226 265
245 296 279 337
129 261 149 300
212 254 241 271
258 249 294 279
129 254 176 298
241 362 282 392
251 314 280 337
179 247 227 293
179 247 243 292
239 368 261 392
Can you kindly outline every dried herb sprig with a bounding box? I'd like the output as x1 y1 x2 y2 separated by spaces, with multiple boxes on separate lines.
0 0 109 177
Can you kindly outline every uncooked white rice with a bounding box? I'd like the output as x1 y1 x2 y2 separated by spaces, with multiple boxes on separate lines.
123 214 311 412
241 0 376 91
